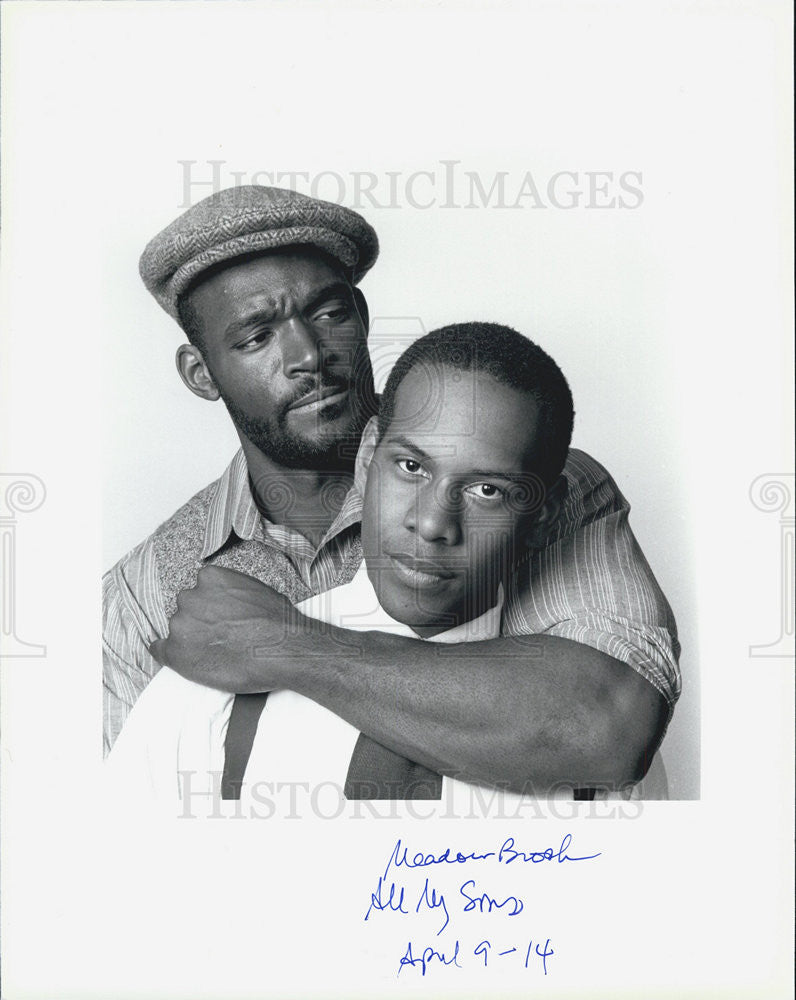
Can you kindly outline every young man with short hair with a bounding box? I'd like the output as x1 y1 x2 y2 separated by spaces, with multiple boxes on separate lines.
108 322 667 801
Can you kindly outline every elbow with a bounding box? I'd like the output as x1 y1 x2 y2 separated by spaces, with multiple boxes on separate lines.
597 674 669 787
460 664 670 795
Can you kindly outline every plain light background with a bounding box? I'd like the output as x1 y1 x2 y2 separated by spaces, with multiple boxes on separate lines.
97 28 708 798
1 2 792 998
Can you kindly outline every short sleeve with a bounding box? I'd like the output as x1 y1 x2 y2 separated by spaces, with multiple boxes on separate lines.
102 541 169 755
502 449 681 717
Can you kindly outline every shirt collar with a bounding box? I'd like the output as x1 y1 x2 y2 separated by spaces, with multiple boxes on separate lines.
201 449 364 561
307 562 503 642
432 587 504 644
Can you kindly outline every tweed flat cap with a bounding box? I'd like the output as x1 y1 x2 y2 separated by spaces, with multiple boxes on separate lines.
139 185 379 320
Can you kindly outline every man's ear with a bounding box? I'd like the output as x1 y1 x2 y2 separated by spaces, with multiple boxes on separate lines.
176 344 220 401
525 474 568 551
352 287 370 335
354 415 380 496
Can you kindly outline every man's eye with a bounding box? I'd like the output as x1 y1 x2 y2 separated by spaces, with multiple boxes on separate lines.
236 330 272 350
397 458 427 477
314 303 351 323
463 482 505 501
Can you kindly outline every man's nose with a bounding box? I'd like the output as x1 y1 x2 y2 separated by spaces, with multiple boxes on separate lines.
404 484 462 546
281 318 321 376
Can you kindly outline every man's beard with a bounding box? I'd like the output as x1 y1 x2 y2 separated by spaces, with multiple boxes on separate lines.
219 378 374 471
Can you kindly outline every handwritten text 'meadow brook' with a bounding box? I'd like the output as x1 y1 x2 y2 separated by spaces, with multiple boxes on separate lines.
381 832 600 882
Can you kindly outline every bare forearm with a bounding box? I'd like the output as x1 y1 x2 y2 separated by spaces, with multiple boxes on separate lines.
149 566 668 793
276 620 667 793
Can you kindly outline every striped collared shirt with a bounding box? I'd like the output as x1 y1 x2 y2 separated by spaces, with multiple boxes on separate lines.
103 447 681 755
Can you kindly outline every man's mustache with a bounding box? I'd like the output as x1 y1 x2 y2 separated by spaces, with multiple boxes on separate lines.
286 375 351 408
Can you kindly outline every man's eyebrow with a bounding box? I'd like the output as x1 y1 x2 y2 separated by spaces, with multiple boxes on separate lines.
302 281 355 315
223 304 280 342
382 434 433 463
223 282 355 342
463 470 531 483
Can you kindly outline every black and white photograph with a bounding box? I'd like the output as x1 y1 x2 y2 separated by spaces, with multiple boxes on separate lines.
0 2 792 998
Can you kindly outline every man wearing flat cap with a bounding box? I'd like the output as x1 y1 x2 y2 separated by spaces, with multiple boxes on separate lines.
104 184 680 796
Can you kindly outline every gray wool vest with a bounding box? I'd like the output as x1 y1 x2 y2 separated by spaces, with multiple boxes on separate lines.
150 481 364 624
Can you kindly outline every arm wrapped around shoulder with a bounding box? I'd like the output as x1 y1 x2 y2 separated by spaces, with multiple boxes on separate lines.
503 448 681 784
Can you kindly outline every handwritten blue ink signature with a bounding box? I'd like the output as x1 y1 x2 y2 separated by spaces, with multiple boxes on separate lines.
383 832 599 881
369 831 588 977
